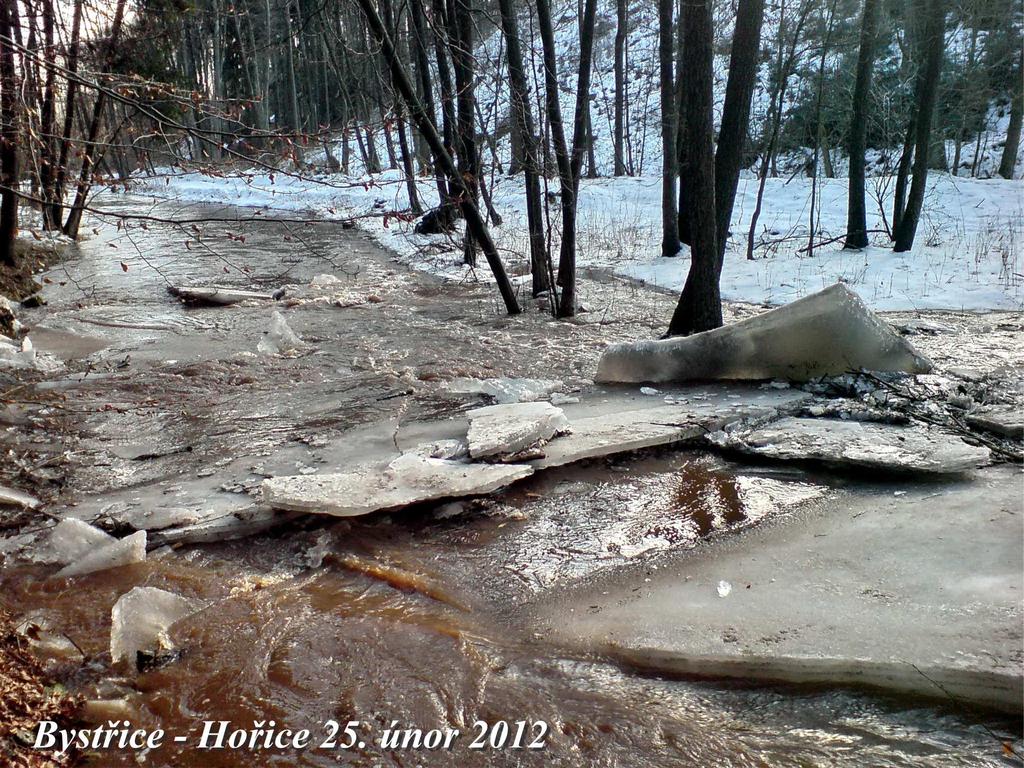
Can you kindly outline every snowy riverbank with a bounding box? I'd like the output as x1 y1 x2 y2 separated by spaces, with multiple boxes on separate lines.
127 168 1023 312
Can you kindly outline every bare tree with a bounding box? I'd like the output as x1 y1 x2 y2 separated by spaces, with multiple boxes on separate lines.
0 0 21 265
498 0 549 295
844 0 881 248
535 0 599 317
892 0 947 252
667 0 721 336
354 0 521 314
613 0 628 176
657 0 679 257
998 48 1022 180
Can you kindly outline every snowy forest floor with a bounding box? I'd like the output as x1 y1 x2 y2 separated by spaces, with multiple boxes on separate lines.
131 168 1024 313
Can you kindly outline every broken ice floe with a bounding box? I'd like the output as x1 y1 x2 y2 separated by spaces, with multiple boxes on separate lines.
711 417 990 473
110 587 204 669
168 285 284 306
966 406 1024 439
262 452 533 517
448 377 564 404
55 530 147 578
39 519 148 577
466 402 569 460
257 311 305 356
0 484 42 510
597 284 932 384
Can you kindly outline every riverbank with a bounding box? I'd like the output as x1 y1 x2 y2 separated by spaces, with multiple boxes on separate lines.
0 198 1021 765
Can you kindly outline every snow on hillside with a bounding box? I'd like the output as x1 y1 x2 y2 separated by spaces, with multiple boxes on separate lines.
128 167 1023 312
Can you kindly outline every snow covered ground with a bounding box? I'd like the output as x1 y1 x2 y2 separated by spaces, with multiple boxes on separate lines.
126 167 1022 312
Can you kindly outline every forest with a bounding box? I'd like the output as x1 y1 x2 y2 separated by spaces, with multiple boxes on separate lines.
0 0 1020 323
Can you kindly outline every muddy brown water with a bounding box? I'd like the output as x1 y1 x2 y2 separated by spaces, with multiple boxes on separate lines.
2 196 1020 766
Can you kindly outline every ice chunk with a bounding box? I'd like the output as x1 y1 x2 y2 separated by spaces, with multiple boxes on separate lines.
448 377 564 404
715 417 990 474
257 311 304 355
0 336 36 369
110 586 202 668
263 453 533 517
0 484 42 510
44 518 115 563
55 530 147 578
597 284 932 383
466 402 569 459
966 406 1024 439
168 285 281 305
309 273 343 287
717 580 732 598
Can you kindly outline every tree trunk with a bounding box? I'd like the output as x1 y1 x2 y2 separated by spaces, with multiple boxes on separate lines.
63 0 128 239
0 0 20 266
409 0 447 201
536 0 599 317
498 0 549 294
998 49 1022 180
657 0 679 257
353 0 520 314
893 0 946 252
447 0 481 265
50 0 84 227
844 0 880 248
613 0 627 175
714 0 765 262
667 0 721 336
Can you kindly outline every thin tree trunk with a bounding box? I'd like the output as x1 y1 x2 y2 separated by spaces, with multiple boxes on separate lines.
657 0 679 257
498 0 549 295
714 0 765 262
844 0 880 248
63 0 128 239
613 0 627 175
893 0 946 252
998 49 1022 180
50 0 84 226
0 0 20 265
667 0 721 336
353 0 520 314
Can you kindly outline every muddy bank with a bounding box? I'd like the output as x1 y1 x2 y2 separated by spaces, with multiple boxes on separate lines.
0 197 1021 766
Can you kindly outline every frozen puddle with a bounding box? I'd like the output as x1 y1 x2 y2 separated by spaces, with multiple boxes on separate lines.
535 465 1023 712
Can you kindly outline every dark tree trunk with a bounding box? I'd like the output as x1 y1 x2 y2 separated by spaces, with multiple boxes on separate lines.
998 49 1022 180
844 0 880 248
714 0 765 262
64 0 128 239
536 0 598 318
497 0 549 294
668 0 721 336
0 0 20 266
613 0 627 175
675 10 692 246
50 0 83 228
353 0 520 314
447 0 481 265
409 0 447 201
893 0 946 252
657 0 679 257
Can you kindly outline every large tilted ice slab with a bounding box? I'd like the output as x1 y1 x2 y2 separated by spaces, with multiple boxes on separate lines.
596 284 932 383
537 466 1023 713
714 417 990 474
262 453 533 517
